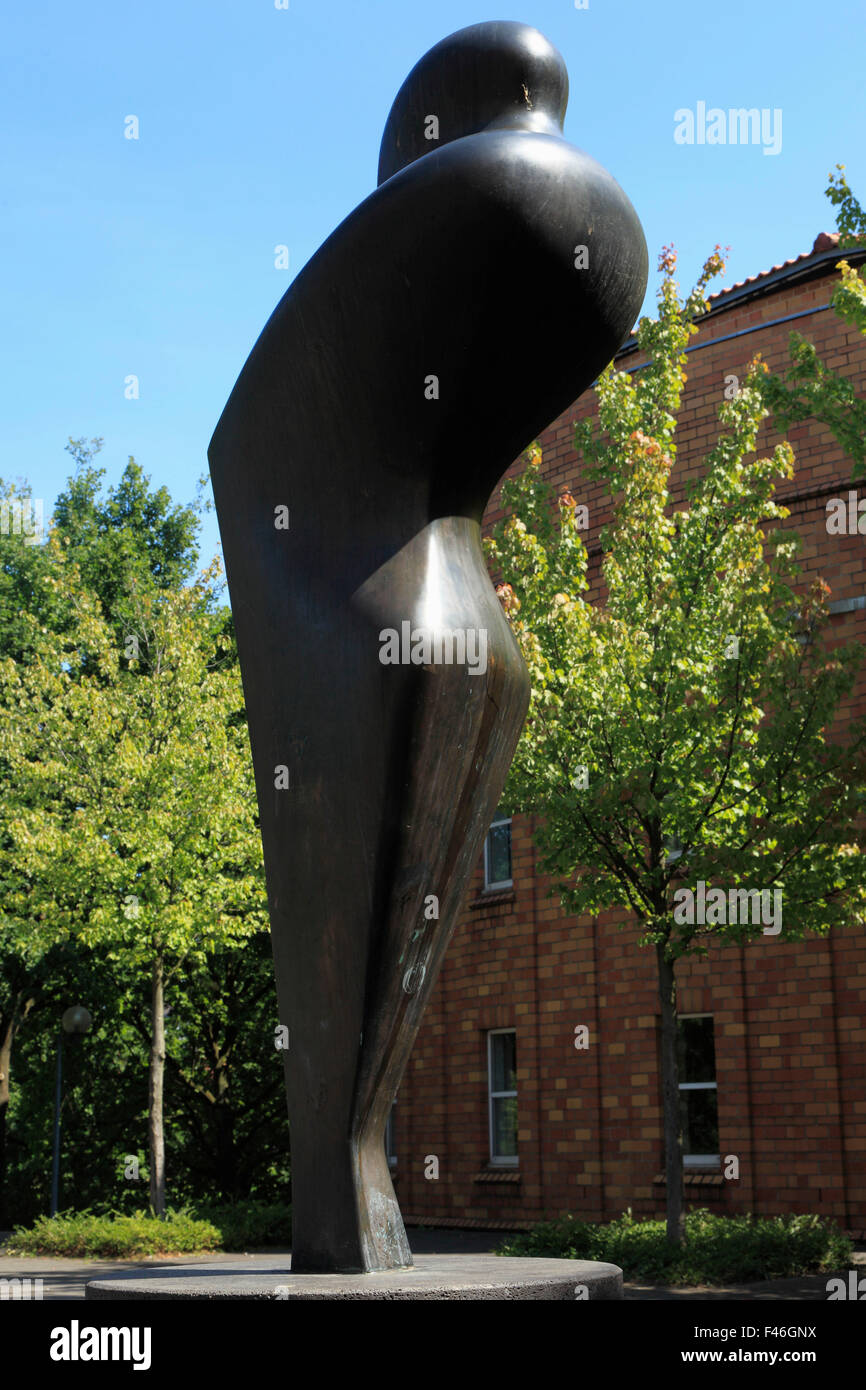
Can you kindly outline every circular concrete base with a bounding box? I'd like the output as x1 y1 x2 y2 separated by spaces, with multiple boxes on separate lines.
85 1254 622 1300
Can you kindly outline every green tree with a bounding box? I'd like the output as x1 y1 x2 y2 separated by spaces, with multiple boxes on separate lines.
487 246 866 1244
54 438 204 616
0 541 267 1215
759 167 866 476
0 446 207 1221
0 477 65 1218
1 447 278 1225
3 936 286 1225
0 941 145 1226
158 936 288 1205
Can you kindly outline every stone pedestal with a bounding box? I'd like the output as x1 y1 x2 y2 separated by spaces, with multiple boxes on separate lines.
85 1254 622 1301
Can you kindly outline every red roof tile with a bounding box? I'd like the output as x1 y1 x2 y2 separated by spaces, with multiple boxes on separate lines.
709 232 841 301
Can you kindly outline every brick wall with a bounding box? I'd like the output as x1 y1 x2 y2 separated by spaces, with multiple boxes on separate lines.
395 244 866 1235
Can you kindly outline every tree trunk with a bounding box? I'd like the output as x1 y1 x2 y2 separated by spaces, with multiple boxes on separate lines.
213 1046 238 1201
0 1017 13 1227
148 955 166 1217
656 941 684 1245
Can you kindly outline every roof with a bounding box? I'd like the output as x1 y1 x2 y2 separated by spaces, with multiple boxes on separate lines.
617 232 866 357
709 232 844 300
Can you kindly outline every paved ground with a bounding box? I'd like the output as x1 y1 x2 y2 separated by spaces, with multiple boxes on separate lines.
0 1228 862 1300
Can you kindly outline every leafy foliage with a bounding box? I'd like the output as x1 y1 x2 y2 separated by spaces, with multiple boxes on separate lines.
195 1200 293 1251
487 247 866 952
0 446 270 1223
497 1208 853 1285
2 940 286 1226
486 242 866 1244
4 1200 293 1256
759 168 866 477
0 542 266 967
53 438 204 622
4 1207 221 1258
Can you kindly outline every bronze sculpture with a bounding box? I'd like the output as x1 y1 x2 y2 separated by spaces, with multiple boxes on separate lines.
208 20 647 1274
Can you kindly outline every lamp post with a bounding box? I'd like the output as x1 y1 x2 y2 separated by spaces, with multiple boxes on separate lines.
50 1005 91 1218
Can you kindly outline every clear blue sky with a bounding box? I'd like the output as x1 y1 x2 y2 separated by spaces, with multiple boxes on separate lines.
4 0 864 566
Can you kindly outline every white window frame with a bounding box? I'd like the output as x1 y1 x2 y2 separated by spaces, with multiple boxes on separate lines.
483 815 513 891
678 1012 720 1167
487 1028 518 1167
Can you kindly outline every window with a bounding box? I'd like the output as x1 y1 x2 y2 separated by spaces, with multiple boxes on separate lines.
484 815 512 890
488 1029 518 1165
385 1100 397 1169
663 833 684 864
678 1014 719 1167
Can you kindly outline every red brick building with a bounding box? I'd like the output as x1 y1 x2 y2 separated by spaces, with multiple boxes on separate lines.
393 235 866 1236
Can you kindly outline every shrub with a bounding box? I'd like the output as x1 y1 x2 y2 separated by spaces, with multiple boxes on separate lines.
2 1201 294 1257
4 1208 221 1258
194 1200 292 1250
497 1208 853 1285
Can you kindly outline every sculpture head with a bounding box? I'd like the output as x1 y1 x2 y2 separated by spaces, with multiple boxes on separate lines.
378 21 569 184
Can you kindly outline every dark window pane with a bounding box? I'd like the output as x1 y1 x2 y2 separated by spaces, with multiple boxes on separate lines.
492 1095 518 1158
486 821 512 885
678 1016 716 1084
680 1087 719 1156
490 1031 516 1094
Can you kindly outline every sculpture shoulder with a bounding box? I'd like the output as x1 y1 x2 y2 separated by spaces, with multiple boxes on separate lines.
210 129 643 452
309 128 640 289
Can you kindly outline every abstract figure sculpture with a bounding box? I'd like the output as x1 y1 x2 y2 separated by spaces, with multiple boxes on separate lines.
208 20 647 1274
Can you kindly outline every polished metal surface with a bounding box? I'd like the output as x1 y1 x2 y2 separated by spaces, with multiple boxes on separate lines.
208 20 647 1273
